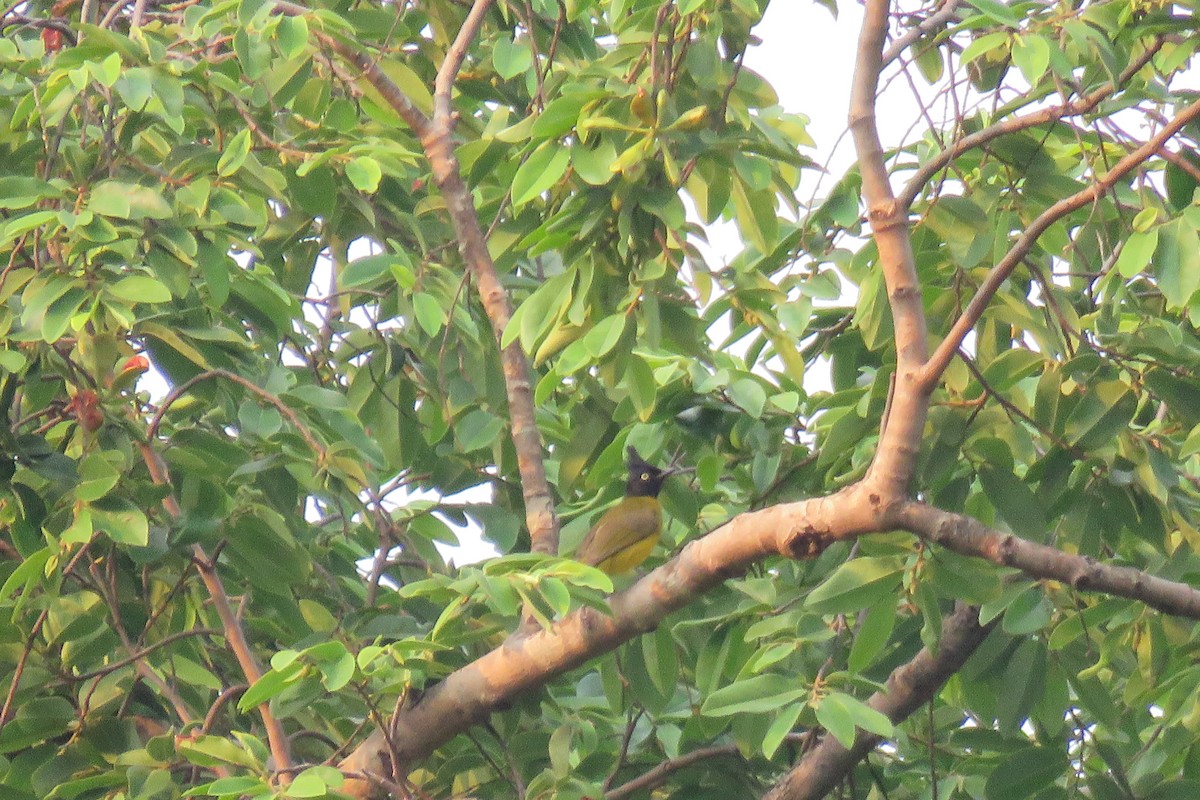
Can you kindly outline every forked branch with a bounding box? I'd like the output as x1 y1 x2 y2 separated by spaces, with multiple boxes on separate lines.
918 94 1200 391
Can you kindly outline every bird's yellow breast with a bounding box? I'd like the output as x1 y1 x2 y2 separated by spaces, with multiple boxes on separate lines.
574 496 663 575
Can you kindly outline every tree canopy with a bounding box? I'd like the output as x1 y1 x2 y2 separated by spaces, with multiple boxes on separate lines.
4 0 1200 798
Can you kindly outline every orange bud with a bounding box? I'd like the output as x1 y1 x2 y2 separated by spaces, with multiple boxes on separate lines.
42 28 63 53
70 390 104 432
122 355 150 373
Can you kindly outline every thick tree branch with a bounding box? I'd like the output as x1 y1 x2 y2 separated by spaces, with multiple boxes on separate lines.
850 0 930 500
918 93 1200 391
895 501 1200 618
897 39 1163 212
337 487 886 796
422 132 559 554
764 603 993 800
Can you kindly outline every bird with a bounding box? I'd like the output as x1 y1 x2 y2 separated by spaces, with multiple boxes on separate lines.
574 447 677 575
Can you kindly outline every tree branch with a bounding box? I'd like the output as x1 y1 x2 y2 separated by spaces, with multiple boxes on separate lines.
274 0 560 556
879 0 960 67
897 38 1163 212
337 486 886 796
145 368 326 459
65 627 222 682
764 603 993 800
137 444 294 780
606 739 806 800
849 0 929 499
895 501 1200 618
433 0 495 122
917 93 1200 391
273 0 432 140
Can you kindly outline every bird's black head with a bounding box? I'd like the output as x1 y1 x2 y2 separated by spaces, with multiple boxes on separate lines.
625 446 671 498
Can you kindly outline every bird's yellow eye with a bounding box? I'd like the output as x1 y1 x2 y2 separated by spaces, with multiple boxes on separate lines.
641 472 650 480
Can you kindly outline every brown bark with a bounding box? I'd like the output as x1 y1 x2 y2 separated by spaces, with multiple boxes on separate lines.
848 0 929 499
895 501 1200 618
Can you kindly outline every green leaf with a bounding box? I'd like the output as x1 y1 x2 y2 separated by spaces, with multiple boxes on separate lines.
341 254 396 287
88 180 172 219
217 129 253 176
413 292 446 337
346 156 382 192
1166 152 1200 210
2 209 59 244
0 176 59 210
848 599 896 672
89 497 149 546
580 313 626 359
701 673 807 717
286 384 348 409
1116 228 1158 278
805 556 905 614
176 734 261 769
0 547 53 617
818 692 893 748
1012 34 1050 84
960 32 1010 66
317 647 355 691
239 661 304 710
727 378 767 418
572 139 619 186
204 777 269 795
512 144 571 207
87 183 131 218
1155 218 1200 309
286 766 343 798
114 67 154 111
978 466 1048 542
276 15 309 59
109 275 173 304
1064 381 1135 451
814 692 856 748
761 701 803 758
457 409 505 452
1001 585 1053 635
642 623 679 697
625 354 657 421
75 453 120 502
984 745 1066 800
493 37 533 80
965 0 1021 27
981 348 1044 392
